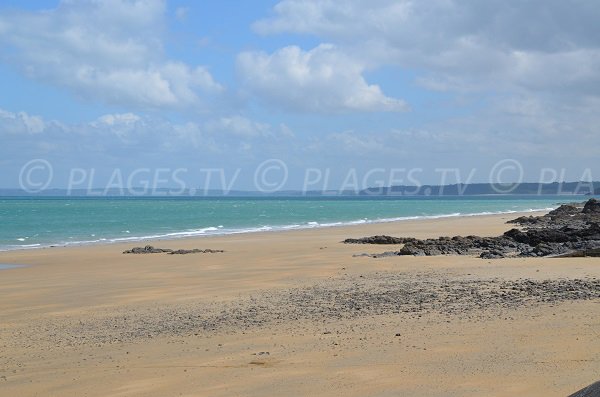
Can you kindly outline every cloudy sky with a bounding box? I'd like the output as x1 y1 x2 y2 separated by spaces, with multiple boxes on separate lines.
1 0 599 191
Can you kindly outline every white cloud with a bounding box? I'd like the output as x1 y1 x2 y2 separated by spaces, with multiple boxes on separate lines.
0 108 293 156
250 0 600 165
94 113 141 127
278 123 295 138
0 109 46 134
237 44 408 113
204 115 296 139
311 128 459 159
327 131 390 154
205 116 272 138
254 0 600 95
253 0 412 39
0 0 223 109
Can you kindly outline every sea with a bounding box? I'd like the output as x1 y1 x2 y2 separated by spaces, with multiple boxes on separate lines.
0 195 589 251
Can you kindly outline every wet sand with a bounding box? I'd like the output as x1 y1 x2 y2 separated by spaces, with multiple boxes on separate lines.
1 212 599 396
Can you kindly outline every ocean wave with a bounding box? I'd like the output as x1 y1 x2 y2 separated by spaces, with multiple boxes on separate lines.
0 206 557 252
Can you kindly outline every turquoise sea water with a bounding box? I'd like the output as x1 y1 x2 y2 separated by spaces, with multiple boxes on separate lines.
0 195 588 251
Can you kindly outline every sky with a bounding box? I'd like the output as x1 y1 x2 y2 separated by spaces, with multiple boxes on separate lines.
0 0 599 192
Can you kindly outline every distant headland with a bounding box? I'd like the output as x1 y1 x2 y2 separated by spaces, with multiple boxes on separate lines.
0 181 598 197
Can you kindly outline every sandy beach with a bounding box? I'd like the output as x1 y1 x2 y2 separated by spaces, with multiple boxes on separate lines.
1 211 599 397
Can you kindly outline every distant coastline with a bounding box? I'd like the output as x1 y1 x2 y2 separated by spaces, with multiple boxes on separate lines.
0 181 598 197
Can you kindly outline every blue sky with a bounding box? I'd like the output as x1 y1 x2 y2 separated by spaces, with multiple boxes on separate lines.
1 0 599 191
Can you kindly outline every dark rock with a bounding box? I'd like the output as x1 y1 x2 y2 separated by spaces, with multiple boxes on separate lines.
123 245 173 254
505 229 571 246
529 243 569 257
582 198 600 213
556 248 600 258
167 249 224 255
503 228 529 244
398 245 426 256
343 235 416 244
577 222 600 240
351 199 600 259
123 246 223 255
371 251 404 258
568 380 600 397
507 215 540 225
480 250 505 259
548 203 580 216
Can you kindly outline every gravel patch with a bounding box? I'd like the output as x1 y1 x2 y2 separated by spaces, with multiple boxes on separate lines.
12 272 600 348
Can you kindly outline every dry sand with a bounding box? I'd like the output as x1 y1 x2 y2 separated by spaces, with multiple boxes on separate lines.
1 212 599 396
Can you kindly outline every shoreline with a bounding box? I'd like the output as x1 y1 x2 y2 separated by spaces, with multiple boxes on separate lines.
2 209 600 396
0 206 556 253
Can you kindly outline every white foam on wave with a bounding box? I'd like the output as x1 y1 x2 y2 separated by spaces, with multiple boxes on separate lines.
0 206 558 252
0 243 41 251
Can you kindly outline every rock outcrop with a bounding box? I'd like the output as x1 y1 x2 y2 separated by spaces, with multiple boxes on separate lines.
582 198 600 213
343 235 416 244
568 380 600 397
347 199 600 259
123 245 173 254
123 245 224 255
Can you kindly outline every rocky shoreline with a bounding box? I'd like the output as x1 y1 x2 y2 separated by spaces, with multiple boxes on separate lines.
347 199 600 259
